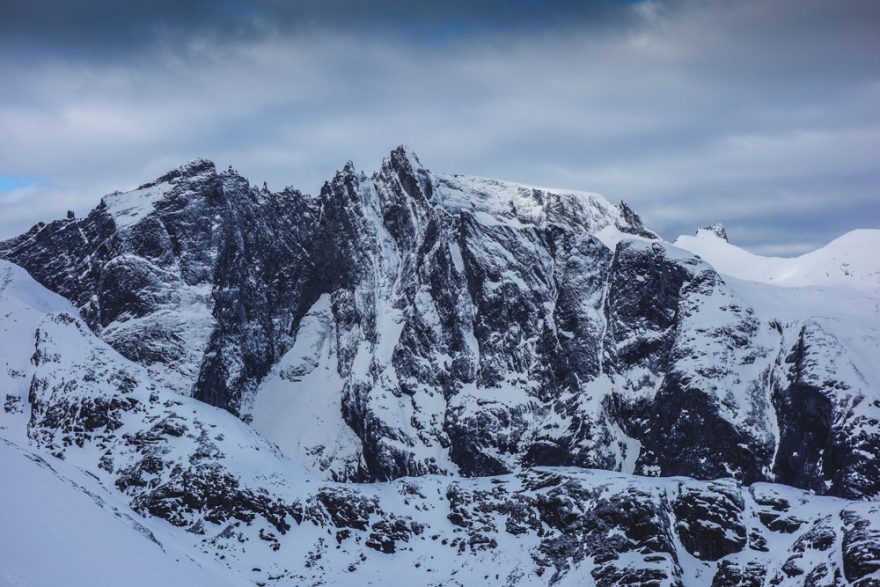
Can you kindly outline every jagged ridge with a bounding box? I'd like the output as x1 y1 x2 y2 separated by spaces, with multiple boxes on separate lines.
2 147 879 503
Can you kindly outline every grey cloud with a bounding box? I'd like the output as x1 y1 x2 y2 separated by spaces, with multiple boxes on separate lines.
0 0 878 253
0 0 637 60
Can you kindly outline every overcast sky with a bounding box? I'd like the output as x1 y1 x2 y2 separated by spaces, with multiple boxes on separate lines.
1 0 878 254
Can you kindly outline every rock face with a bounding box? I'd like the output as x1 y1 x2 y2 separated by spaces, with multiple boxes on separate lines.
2 148 879 507
773 322 880 500
0 160 331 412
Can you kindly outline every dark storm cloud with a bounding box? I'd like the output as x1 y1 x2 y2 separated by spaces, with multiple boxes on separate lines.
0 0 638 57
0 0 878 254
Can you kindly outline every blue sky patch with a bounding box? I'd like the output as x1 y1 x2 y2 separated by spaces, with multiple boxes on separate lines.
0 177 36 194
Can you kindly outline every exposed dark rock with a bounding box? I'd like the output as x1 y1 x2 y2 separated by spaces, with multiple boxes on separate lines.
673 483 747 561
841 506 880 585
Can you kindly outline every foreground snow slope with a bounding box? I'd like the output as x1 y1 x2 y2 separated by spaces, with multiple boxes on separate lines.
2 258 880 586
674 227 880 289
0 439 248 587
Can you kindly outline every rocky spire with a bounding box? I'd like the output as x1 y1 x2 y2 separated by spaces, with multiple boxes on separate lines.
698 223 728 241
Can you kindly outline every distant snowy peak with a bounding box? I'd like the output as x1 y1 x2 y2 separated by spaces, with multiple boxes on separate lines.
674 227 880 290
697 223 728 241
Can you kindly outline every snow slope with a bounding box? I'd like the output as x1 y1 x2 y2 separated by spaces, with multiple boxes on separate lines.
250 294 366 480
0 261 75 439
0 439 247 587
674 227 880 289
432 173 619 232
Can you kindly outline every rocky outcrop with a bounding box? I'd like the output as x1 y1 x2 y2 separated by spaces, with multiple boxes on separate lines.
773 322 880 499
698 223 728 241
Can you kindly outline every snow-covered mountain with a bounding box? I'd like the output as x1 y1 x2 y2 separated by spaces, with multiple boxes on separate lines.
1 148 879 586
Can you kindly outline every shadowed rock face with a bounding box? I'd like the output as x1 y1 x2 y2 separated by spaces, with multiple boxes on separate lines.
1 160 326 412
773 323 880 500
3 147 879 501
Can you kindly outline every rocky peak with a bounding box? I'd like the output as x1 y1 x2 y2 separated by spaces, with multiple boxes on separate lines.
379 145 433 204
616 200 659 239
321 161 362 200
697 223 728 241
140 157 217 189
387 144 423 172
